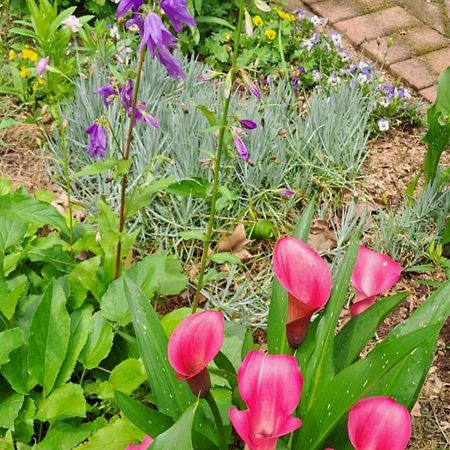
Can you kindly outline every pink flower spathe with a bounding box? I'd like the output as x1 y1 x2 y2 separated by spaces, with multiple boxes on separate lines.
125 435 152 450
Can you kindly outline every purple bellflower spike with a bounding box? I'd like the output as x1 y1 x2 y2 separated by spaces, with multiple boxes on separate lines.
119 79 134 112
160 0 196 33
242 73 261 100
135 101 160 128
97 84 117 107
233 134 249 162
117 0 143 18
239 119 257 130
86 123 108 159
139 13 185 80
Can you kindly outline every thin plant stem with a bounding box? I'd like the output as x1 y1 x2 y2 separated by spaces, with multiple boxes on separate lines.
192 0 246 312
278 21 288 77
114 47 146 279
60 123 73 246
205 392 228 450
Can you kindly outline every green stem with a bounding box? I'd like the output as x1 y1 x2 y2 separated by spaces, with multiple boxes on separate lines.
60 124 73 246
114 47 146 279
205 392 228 450
278 21 288 77
192 0 246 312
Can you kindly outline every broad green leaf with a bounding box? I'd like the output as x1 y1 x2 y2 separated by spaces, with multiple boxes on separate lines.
161 308 192 337
209 252 241 265
0 191 68 234
124 276 193 419
150 401 199 450
295 324 440 450
0 431 14 450
267 201 315 355
37 383 86 422
125 177 175 218
249 219 275 239
115 391 173 437
79 311 114 370
0 384 24 429
14 398 35 444
76 417 142 450
334 292 409 372
0 119 18 131
179 231 205 241
0 218 28 251
0 275 28 320
0 178 12 196
68 256 103 308
36 421 93 450
196 15 235 29
55 305 93 388
167 177 212 198
73 158 129 178
110 359 147 394
196 105 217 126
301 235 359 414
28 281 71 397
0 328 23 367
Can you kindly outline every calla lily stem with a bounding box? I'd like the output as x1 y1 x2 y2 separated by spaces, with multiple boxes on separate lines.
205 392 228 450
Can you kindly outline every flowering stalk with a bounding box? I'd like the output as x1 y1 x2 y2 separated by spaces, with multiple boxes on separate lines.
205 392 227 450
192 0 246 312
114 47 146 279
60 120 73 246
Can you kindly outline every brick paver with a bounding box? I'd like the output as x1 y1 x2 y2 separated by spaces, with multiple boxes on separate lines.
289 0 450 102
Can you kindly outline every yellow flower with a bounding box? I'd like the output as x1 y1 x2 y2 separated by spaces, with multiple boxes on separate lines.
224 32 231 42
273 6 295 21
37 76 44 85
8 50 16 61
22 48 38 62
19 67 30 79
265 29 277 40
253 15 264 27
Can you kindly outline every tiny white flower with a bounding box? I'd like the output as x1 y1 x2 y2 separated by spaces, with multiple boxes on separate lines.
310 14 325 27
327 73 341 86
62 15 82 33
377 118 389 132
331 32 341 46
111 0 120 3
109 24 120 40
358 73 369 84
312 70 322 82
379 97 391 107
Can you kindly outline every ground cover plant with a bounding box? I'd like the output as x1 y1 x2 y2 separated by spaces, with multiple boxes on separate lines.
0 0 449 449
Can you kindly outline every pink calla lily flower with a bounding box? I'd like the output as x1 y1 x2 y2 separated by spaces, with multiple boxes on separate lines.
348 396 412 450
229 351 303 450
168 310 224 397
125 435 153 450
273 237 332 348
350 246 401 316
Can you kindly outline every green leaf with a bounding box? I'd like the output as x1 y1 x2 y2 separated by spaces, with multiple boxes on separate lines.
110 359 147 395
37 383 86 422
295 324 440 450
14 398 35 444
0 218 28 251
248 220 275 239
161 308 192 337
0 383 24 429
334 291 409 372
167 177 212 198
209 252 242 265
196 105 217 126
125 177 175 218
55 305 93 388
267 201 315 355
301 235 359 414
0 178 12 196
68 256 103 308
36 421 94 450
196 16 235 29
0 191 68 234
0 275 28 320
150 401 199 450
73 159 129 178
79 311 114 370
0 118 18 131
124 276 193 419
76 417 142 450
28 281 71 397
115 391 173 437
0 328 23 367
179 231 205 241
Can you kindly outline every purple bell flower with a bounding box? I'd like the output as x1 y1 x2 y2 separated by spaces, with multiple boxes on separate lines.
239 119 257 130
117 0 143 18
97 84 117 107
86 123 108 159
160 0 196 33
232 134 249 162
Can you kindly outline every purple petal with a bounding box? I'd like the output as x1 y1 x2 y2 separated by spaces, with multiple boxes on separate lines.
233 135 249 162
239 119 257 130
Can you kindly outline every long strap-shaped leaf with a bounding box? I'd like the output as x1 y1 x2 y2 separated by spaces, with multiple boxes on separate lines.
295 323 440 450
301 235 359 414
124 276 193 419
267 201 315 354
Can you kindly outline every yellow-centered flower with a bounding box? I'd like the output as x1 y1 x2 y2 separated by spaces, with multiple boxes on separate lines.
252 15 264 26
8 50 16 61
273 6 295 21
265 29 277 40
22 48 38 62
19 67 30 78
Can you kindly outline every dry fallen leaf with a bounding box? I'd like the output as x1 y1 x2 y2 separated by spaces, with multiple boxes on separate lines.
307 219 337 253
411 401 422 417
216 224 252 261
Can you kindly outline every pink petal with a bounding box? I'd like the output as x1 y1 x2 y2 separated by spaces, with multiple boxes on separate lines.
348 396 412 450
237 351 303 416
273 237 332 310
125 435 153 450
349 295 376 317
168 310 224 379
351 246 401 298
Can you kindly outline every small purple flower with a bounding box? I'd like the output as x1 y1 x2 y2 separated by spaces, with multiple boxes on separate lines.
119 79 134 112
160 0 196 33
139 13 185 79
117 0 143 18
97 84 117 107
232 134 249 162
86 123 108 159
242 74 261 100
280 188 295 197
36 57 49 77
197 70 220 82
239 119 257 130
292 77 299 91
134 101 160 128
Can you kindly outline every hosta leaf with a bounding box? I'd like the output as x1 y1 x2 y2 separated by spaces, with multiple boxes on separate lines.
334 291 409 372
28 281 71 397
36 383 86 422
267 201 315 355
124 276 193 419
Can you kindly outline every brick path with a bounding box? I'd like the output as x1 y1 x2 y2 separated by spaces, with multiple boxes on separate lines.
288 0 450 102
